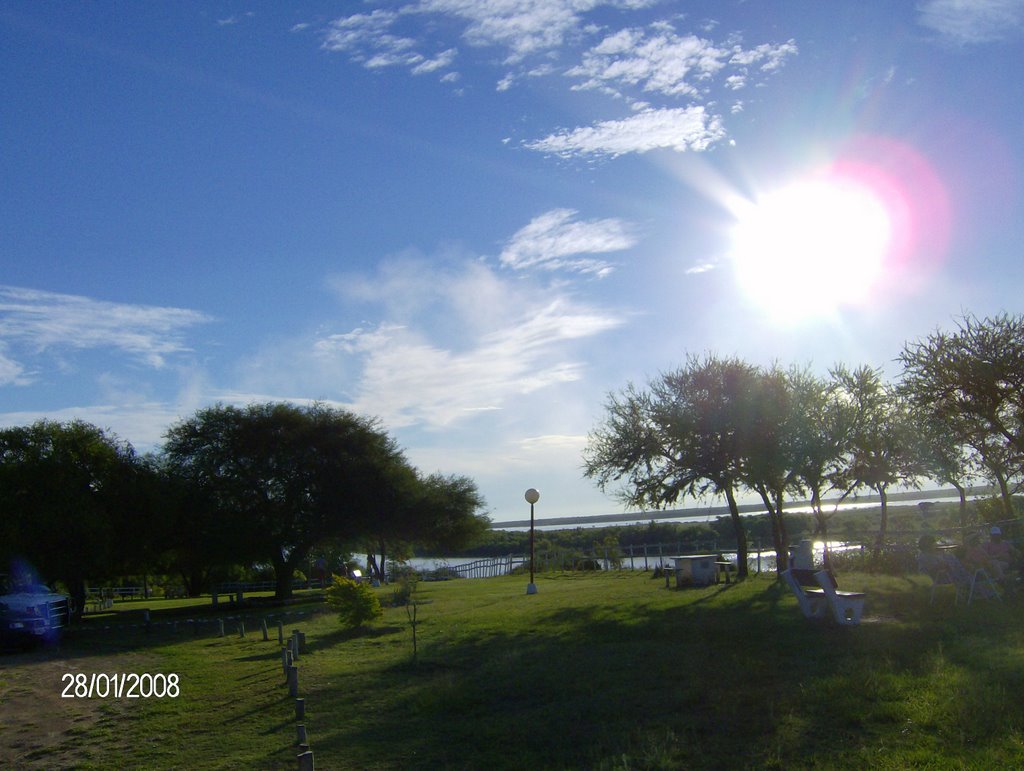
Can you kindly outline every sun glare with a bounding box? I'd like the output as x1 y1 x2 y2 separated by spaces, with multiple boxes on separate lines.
729 172 893 320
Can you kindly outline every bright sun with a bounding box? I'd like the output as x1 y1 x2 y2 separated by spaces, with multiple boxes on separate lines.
729 172 892 320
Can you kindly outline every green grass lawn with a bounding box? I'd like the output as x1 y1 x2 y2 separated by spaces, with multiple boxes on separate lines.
3 571 1023 769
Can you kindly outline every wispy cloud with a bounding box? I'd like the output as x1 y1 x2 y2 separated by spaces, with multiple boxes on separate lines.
415 0 655 63
917 0 1024 44
567 28 796 100
499 209 636 276
525 106 726 158
0 343 28 386
322 9 460 79
314 3 796 157
0 285 213 375
313 296 623 428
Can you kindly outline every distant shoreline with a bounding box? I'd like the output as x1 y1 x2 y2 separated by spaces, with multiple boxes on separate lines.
492 485 996 530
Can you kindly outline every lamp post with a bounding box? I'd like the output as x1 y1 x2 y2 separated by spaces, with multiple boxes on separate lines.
524 488 539 595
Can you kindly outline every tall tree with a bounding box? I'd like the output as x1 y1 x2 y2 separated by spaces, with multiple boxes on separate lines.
0 420 150 619
909 408 977 531
832 365 921 559
361 472 490 582
737 365 801 572
787 367 855 547
899 313 1024 517
584 355 757 578
163 402 414 599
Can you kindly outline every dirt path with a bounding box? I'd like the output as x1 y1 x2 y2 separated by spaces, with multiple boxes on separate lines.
0 645 160 767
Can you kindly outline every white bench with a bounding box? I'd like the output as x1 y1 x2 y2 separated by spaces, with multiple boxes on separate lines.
781 569 828 619
781 569 866 626
813 570 866 626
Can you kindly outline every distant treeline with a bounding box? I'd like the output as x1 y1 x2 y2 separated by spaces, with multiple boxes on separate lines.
424 499 1005 558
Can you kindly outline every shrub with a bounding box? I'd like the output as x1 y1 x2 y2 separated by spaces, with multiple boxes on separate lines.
326 576 383 628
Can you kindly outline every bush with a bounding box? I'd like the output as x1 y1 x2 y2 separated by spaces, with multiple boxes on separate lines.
326 576 383 628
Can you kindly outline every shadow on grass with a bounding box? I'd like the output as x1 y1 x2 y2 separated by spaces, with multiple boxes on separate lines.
299 574 1024 769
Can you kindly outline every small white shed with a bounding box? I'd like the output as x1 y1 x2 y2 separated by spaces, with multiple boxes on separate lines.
671 554 719 587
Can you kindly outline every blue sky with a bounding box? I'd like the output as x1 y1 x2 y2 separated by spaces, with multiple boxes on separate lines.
2 1 1023 525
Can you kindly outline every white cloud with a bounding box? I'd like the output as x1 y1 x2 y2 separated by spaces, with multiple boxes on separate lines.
568 28 797 99
0 286 213 371
525 106 726 158
0 401 193 450
499 208 636 276
0 343 28 386
314 296 623 428
685 262 716 275
418 0 586 63
320 1 658 77
918 0 1024 44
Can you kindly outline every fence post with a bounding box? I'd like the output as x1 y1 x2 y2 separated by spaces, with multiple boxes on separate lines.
295 698 305 721
261 618 269 641
278 620 284 645
238 621 245 638
282 646 289 676
297 750 314 771
288 665 299 697
296 724 308 745
218 619 225 637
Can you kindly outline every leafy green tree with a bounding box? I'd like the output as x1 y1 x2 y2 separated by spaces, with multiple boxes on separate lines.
163 402 414 599
363 471 489 582
787 367 855 546
909 408 977 531
832 365 922 558
899 312 1024 516
736 365 800 571
584 354 757 578
150 457 242 597
0 420 152 618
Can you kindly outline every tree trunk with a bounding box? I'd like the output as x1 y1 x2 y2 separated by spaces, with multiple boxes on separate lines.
995 471 1014 518
67 576 86 623
952 481 967 532
724 485 749 578
872 483 889 562
272 555 294 599
757 486 789 574
182 569 206 598
810 487 831 567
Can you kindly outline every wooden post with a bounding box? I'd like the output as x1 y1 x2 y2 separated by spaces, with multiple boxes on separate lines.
218 619 225 637
238 621 245 638
291 633 300 661
295 698 305 721
143 609 151 634
287 665 299 697
281 646 289 676
298 631 306 650
297 750 314 771
278 620 284 645
261 619 269 641
296 724 308 745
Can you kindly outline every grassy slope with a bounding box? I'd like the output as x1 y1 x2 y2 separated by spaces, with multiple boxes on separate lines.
3 572 1024 769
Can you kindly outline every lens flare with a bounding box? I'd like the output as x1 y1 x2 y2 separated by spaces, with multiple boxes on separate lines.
727 136 950 321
